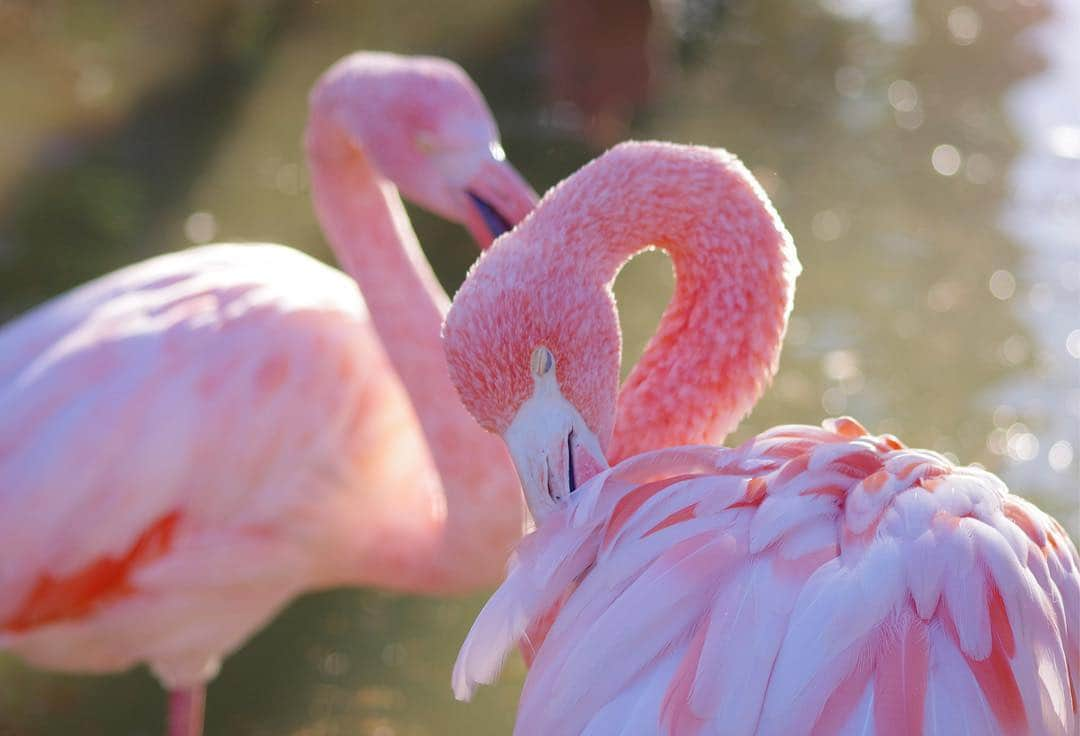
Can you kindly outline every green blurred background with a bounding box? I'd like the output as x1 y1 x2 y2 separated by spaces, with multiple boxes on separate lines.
0 0 1076 733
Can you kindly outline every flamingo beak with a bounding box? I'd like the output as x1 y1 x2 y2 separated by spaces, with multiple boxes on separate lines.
462 145 537 248
502 372 608 522
466 192 513 243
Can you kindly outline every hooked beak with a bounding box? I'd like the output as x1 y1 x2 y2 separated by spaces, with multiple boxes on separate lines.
462 147 537 248
501 375 607 522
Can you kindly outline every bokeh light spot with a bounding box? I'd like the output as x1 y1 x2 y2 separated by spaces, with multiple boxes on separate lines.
822 386 847 415
931 144 962 176
823 349 859 381
811 209 848 241
993 404 1017 428
887 80 918 111
1000 335 1029 366
1048 441 1074 472
947 6 980 45
1066 329 1080 359
988 269 1016 300
184 211 217 244
1007 432 1039 462
1027 282 1052 312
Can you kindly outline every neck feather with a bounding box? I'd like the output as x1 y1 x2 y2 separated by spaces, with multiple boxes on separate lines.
305 118 522 588
547 143 799 461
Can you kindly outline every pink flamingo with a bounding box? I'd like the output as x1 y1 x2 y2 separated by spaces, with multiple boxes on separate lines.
444 142 1079 734
0 52 535 736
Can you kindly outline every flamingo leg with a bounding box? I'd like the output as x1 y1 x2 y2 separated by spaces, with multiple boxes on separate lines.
167 686 206 736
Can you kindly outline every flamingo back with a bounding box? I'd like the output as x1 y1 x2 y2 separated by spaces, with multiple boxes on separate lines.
0 243 443 686
454 418 1079 736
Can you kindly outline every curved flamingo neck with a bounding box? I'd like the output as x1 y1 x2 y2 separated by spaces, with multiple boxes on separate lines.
550 144 798 461
305 117 521 590
307 121 455 450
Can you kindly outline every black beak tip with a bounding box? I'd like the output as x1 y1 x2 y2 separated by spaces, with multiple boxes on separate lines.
467 191 514 239
567 430 577 493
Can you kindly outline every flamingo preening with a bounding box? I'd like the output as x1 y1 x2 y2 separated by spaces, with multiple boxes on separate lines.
0 52 535 736
445 142 1079 735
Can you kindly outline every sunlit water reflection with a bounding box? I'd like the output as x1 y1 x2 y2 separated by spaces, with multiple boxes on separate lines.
996 0 1080 533
0 1 1075 733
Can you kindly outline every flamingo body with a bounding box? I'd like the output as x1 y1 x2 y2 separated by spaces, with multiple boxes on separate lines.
455 418 1080 735
0 243 447 686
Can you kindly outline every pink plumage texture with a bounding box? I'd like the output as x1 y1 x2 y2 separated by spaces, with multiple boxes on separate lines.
444 141 798 460
0 244 434 685
445 141 1078 736
455 418 1080 735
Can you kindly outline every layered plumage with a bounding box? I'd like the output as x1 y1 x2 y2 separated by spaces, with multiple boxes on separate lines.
455 418 1079 735
1 245 396 685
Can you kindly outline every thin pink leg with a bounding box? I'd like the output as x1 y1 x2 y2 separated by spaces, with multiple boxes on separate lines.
167 686 206 736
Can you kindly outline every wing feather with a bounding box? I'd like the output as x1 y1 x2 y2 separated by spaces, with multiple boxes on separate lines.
0 244 370 628
454 421 1080 736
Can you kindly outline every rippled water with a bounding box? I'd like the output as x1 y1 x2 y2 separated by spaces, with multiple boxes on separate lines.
1 1 1076 733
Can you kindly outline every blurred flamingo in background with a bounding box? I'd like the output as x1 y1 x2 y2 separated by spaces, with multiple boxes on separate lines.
444 142 1079 734
0 52 535 736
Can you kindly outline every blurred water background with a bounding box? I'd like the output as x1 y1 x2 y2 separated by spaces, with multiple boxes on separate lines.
0 0 1076 733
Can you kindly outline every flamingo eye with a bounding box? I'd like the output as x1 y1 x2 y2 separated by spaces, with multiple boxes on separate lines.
530 346 555 377
415 133 437 154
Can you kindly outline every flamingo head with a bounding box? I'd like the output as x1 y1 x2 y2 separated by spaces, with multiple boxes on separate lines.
443 184 622 522
447 142 801 522
307 52 536 246
499 345 612 521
